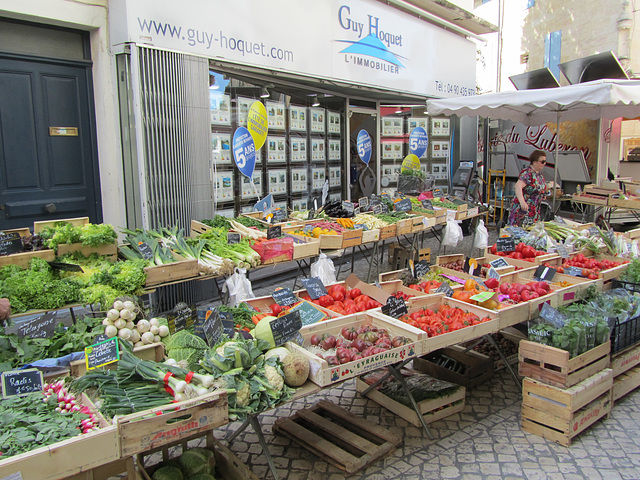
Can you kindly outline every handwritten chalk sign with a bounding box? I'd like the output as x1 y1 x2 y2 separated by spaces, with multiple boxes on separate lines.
564 266 584 277
539 303 568 328
1 368 44 398
168 304 196 333
496 237 515 252
394 198 412 212
556 244 569 258
203 310 224 346
85 337 119 370
342 201 355 213
372 204 383 214
273 208 287 221
137 242 155 261
0 232 23 256
272 288 298 306
289 301 328 326
490 257 510 269
267 225 282 239
16 311 58 339
435 282 454 297
227 232 241 245
301 277 327 299
381 296 408 319
270 310 302 346
421 199 434 210
414 260 430 278
359 197 369 208
488 267 501 280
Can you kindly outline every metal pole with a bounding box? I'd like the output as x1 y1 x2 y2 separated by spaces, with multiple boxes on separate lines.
552 113 560 213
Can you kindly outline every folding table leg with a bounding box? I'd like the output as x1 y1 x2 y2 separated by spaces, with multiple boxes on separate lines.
226 415 281 480
483 334 520 386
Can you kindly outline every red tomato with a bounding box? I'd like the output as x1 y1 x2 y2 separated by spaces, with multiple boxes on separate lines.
349 288 362 299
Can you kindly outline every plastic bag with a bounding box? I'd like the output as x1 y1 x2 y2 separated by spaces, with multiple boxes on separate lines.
442 219 463 247
310 252 337 285
223 267 255 307
473 219 489 249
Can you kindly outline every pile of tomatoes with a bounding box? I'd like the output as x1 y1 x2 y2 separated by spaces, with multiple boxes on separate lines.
405 280 444 293
309 324 411 365
298 284 383 315
397 304 492 337
555 253 626 279
489 242 547 261
448 277 551 309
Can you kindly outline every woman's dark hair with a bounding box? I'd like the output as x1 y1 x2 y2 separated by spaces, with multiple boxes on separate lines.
529 150 547 164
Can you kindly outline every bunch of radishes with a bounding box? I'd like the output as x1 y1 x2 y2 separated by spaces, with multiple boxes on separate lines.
102 299 170 347
42 380 100 434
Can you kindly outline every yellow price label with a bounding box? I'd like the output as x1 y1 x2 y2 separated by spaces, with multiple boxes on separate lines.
247 101 268 150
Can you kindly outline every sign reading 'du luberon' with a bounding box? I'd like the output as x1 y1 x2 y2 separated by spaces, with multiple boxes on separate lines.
247 101 268 150
409 127 428 157
357 129 372 165
232 127 256 178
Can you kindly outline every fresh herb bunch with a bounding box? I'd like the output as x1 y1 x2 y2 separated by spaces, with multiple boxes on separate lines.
621 258 640 284
201 215 232 230
39 222 117 249
233 216 266 230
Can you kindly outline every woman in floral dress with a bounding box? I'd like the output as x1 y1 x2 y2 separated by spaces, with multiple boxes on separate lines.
508 150 548 227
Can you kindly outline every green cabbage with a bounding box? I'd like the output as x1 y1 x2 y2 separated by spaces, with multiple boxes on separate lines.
152 465 184 480
179 449 212 476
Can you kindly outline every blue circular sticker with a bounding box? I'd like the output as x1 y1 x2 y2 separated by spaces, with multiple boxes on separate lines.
357 130 372 165
409 127 429 157
232 127 256 178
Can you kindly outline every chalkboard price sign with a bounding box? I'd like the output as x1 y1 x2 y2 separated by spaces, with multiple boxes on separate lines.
227 232 241 245
301 277 327 299
533 265 556 282
359 197 369 208
372 204 383 214
414 260 430 278
381 296 408 319
203 313 224 347
487 267 501 280
267 225 282 239
394 198 412 212
168 304 196 333
1 368 44 398
421 199 434 210
273 208 287 221
288 301 328 326
85 337 119 370
433 189 443 198
496 236 515 252
272 287 298 306
539 303 568 327
435 282 454 297
270 310 302 346
490 257 510 269
0 232 22 256
17 311 58 339
341 201 354 213
463 257 482 276
588 226 600 236
556 244 569 258
564 266 584 277
137 242 155 261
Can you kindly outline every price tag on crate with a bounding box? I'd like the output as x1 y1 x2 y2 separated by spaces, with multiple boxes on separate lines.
533 265 556 282
203 310 224 346
342 201 355 214
137 241 155 261
354 224 366 230
435 282 454 297
394 198 412 212
301 277 327 299
470 291 496 303
463 257 482 276
487 267 501 280
359 197 369 208
490 257 510 269
414 260 430 278
168 304 197 333
85 337 119 370
16 311 58 339
1 368 44 398
381 296 408 319
267 225 282 239
539 303 568 327
303 224 315 234
433 189 443 198
372 204 383 214
564 266 584 277
556 244 569 258
288 301 328 327
227 232 241 245
272 287 298 306
421 199 434 210
0 232 23 256
496 236 515 252
273 208 287 221
588 226 600 236
270 310 302 346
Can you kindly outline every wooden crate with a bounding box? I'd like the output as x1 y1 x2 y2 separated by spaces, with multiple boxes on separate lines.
361 228 380 243
190 219 211 237
64 458 135 480
56 242 118 260
410 215 425 233
115 391 228 457
355 377 465 426
287 313 424 387
521 370 613 446
137 431 258 480
0 248 55 269
413 346 494 388
611 343 640 376
379 223 397 240
34 216 89 233
290 235 320 259
0 393 120 480
342 228 363 247
379 269 405 283
485 252 562 268
613 364 640 401
143 257 200 287
515 269 603 306
273 400 401 474
518 340 611 388
70 342 165 377
395 218 413 236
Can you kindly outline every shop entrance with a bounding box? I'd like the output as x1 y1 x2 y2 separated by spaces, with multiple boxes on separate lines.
348 108 378 200
0 20 101 230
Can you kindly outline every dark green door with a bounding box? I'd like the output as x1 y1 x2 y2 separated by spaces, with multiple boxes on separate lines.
0 56 101 229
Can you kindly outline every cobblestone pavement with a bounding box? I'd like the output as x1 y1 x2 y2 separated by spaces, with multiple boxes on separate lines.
213 227 640 480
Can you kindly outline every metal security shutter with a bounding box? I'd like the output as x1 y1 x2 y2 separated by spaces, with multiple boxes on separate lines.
133 46 212 231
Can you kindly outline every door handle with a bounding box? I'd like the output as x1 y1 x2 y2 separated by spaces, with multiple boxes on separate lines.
45 203 57 214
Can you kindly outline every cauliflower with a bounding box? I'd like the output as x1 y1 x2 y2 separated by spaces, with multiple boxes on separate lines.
236 380 251 407
264 364 284 392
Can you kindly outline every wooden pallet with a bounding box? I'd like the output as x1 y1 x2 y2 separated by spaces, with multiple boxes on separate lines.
272 400 401 474
518 340 610 388
521 372 613 447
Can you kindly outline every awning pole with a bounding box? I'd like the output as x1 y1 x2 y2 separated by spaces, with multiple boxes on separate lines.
553 113 560 214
